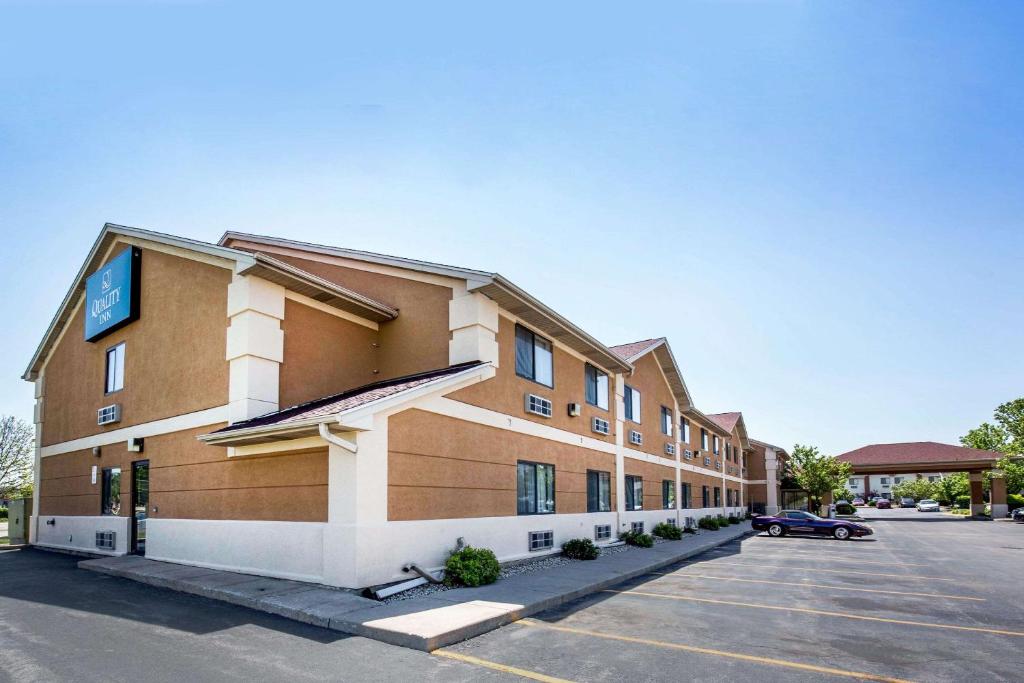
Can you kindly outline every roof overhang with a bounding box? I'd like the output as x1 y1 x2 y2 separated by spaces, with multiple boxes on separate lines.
847 459 999 474
614 338 692 409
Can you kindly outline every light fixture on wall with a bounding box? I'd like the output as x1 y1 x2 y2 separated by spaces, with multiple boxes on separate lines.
92 446 102 458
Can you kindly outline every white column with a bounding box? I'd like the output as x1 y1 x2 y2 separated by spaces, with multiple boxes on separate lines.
673 402 682 526
448 292 499 367
614 373 626 532
29 375 44 544
765 447 780 514
226 274 285 424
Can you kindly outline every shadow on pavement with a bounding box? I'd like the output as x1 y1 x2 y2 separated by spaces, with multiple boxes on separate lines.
0 548 348 643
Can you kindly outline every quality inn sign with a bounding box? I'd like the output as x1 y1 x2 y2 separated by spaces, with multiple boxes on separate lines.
84 246 141 342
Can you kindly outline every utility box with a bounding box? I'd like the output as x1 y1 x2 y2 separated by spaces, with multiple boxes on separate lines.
7 498 32 545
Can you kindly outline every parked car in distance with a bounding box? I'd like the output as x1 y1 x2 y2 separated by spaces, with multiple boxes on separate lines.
875 499 892 509
1012 508 1024 522
852 497 866 506
916 499 940 512
899 497 916 508
752 510 873 540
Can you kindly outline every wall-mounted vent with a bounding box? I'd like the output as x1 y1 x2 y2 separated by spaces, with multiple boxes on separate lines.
592 417 610 435
594 524 612 541
524 394 553 418
666 518 677 527
630 521 645 534
629 430 643 446
97 404 121 426
715 461 722 470
95 531 116 550
567 402 582 417
664 443 676 456
683 449 693 459
528 530 554 552
704 456 712 466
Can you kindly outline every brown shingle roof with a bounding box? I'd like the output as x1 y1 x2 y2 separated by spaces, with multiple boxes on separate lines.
211 362 485 434
608 338 664 362
706 412 741 434
836 442 1001 466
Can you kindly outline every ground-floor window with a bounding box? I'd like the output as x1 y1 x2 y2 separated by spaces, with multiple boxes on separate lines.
714 486 722 507
625 475 643 510
681 483 692 509
587 470 611 512
702 485 710 508
101 467 122 516
662 480 675 509
517 461 555 514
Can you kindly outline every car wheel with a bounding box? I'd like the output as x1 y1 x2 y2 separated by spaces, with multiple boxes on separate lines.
768 523 785 537
833 526 851 540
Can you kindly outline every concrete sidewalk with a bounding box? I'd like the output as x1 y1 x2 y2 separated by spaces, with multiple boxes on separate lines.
80 522 753 651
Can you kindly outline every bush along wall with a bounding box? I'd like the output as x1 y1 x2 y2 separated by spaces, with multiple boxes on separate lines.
444 546 501 587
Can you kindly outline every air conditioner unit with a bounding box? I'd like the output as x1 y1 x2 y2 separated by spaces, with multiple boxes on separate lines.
592 417 610 435
524 394 553 418
567 402 582 417
665 443 676 456
684 449 693 459
97 404 121 426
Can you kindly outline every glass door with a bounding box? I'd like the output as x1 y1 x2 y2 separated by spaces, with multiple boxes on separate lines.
131 460 149 555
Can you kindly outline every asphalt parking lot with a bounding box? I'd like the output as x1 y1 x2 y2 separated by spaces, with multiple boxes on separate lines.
1 509 1021 682
443 507 1024 682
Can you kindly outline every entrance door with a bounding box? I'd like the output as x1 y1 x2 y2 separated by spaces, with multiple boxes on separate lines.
131 460 149 555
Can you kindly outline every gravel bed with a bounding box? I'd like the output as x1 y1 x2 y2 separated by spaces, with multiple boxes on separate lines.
379 537 691 603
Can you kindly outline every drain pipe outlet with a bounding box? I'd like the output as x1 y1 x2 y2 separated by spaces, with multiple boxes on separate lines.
402 563 444 584
319 423 357 453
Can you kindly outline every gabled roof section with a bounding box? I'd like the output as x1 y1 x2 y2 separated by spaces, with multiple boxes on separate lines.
706 411 750 449
610 337 693 410
200 361 489 445
220 231 632 373
836 442 1001 467
751 438 789 456
23 224 396 381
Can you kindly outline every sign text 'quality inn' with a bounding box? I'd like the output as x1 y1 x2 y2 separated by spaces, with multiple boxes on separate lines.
84 246 141 342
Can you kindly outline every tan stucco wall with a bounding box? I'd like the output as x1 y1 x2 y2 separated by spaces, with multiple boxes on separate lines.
38 426 327 522
279 299 379 408
40 246 231 447
620 353 677 459
449 316 616 442
251 253 452 380
387 409 617 521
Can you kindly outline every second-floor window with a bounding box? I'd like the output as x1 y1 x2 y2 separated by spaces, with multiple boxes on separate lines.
700 428 708 450
660 406 673 437
515 324 553 387
105 342 125 393
584 364 609 410
712 435 720 455
680 417 690 443
624 385 641 422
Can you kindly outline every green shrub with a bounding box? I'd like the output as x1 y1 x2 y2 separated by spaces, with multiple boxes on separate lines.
949 508 970 516
727 515 740 525
954 494 971 509
620 530 654 547
0 507 7 520
716 515 728 527
652 522 683 540
1007 493 1024 512
562 538 600 560
868 500 877 507
698 516 720 531
444 546 500 587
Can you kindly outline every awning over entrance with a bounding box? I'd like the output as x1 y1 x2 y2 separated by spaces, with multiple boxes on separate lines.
836 441 1001 475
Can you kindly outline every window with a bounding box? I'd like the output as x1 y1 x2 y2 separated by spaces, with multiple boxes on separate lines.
849 478 858 487
630 521 645 534
625 475 643 510
584 364 609 410
700 428 708 450
517 461 555 514
712 435 720 455
528 530 554 551
662 480 675 509
629 430 643 446
660 406 673 437
624 385 641 422
928 475 939 483
587 470 611 512
880 477 890 485
680 417 690 443
894 477 904 484
713 486 722 507
105 342 125 393
701 485 710 508
680 483 692 509
515 324 553 387
101 467 121 515
726 443 731 461
594 524 612 541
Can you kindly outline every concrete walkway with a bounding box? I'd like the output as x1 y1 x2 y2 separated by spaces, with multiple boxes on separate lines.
79 522 753 651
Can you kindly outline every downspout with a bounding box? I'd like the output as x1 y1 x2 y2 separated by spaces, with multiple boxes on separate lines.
319 423 357 453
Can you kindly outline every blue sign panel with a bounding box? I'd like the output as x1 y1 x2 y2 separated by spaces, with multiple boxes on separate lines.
84 246 141 342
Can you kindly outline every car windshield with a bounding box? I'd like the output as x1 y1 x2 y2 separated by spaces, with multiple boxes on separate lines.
920 500 936 504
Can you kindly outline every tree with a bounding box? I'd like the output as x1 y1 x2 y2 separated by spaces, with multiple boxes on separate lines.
994 455 1024 496
890 478 936 502
787 444 853 515
0 416 34 500
960 422 1008 453
993 398 1024 455
934 473 969 506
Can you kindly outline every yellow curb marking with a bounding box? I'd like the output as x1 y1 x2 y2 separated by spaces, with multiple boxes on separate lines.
692 562 956 582
517 619 914 683
605 590 1024 637
651 572 984 601
433 649 576 682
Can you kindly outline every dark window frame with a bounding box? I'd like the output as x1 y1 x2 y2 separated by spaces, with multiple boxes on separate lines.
702 485 710 508
624 475 643 511
714 486 722 507
584 364 609 411
623 385 641 423
662 479 675 510
517 460 556 515
104 341 126 395
680 482 692 509
660 406 673 437
100 466 122 516
515 324 554 388
586 469 611 513
700 428 708 450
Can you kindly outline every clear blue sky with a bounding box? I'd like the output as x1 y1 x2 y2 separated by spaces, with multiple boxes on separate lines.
1 2 1022 454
